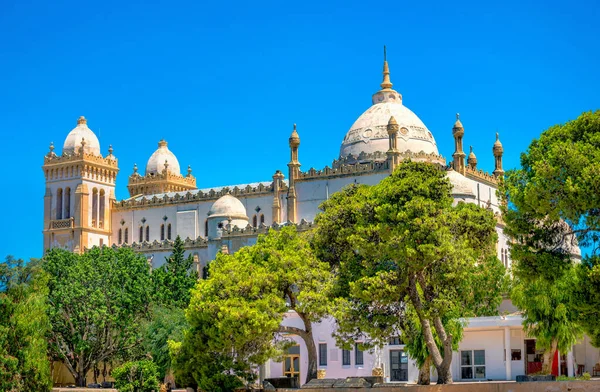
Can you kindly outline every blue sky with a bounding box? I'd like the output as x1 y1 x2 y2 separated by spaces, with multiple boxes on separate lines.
0 0 598 259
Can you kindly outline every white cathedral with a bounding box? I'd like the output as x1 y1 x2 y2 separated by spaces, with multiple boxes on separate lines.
43 57 598 385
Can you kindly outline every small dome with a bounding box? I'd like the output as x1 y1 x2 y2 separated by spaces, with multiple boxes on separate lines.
208 194 248 219
446 170 475 197
146 140 181 175
63 116 101 156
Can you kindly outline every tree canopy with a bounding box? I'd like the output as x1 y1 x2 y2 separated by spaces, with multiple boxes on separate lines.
0 257 52 392
43 247 153 387
152 235 198 309
502 110 600 369
312 161 503 384
172 226 332 388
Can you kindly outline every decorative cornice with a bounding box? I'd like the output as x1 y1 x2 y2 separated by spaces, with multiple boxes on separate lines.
333 150 446 168
221 219 314 238
114 236 209 252
464 166 498 186
44 151 118 169
114 181 287 211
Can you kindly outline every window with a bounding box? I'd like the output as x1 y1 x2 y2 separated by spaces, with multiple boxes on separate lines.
145 226 150 242
64 187 71 219
355 343 364 365
160 224 165 240
92 188 98 227
99 238 103 247
461 350 485 379
99 189 105 228
167 223 172 240
124 228 129 244
118 228 122 245
511 349 522 361
342 349 351 366
205 220 208 237
139 226 143 243
252 215 257 228
389 336 403 345
56 188 63 219
319 343 327 366
260 214 265 225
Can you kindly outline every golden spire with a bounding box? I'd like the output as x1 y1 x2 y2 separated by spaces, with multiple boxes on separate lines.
77 116 87 125
381 45 393 90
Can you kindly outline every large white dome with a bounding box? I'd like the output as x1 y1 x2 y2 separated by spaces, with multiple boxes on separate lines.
208 194 248 219
146 140 181 175
63 116 101 156
339 61 439 161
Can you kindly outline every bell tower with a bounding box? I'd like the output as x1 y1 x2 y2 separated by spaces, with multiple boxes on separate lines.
42 116 119 253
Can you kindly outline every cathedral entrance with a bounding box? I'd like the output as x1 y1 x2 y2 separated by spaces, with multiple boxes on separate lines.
390 350 408 381
283 345 300 383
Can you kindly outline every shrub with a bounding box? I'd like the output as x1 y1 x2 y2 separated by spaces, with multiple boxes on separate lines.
112 360 160 392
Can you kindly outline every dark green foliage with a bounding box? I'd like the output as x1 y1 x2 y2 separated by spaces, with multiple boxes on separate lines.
313 161 503 384
112 360 160 392
143 305 187 382
573 256 600 346
0 257 52 392
501 110 600 372
152 235 198 309
171 226 331 387
43 247 153 386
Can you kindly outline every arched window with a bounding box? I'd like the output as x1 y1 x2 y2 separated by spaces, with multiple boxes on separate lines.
118 228 122 244
204 220 208 237
64 187 71 219
124 228 129 244
139 226 143 243
160 224 165 241
92 188 98 227
145 226 150 242
56 188 63 219
252 215 257 228
260 214 265 225
167 224 172 240
99 189 106 228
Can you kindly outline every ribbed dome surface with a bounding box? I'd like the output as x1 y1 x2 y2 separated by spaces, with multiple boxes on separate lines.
63 116 101 156
146 140 181 175
208 194 247 219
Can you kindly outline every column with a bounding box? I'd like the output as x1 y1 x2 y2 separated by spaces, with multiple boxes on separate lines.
567 349 574 377
504 327 511 380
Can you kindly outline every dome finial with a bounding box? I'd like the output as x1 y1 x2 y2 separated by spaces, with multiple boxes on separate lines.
133 163 138 174
108 144 113 155
49 142 54 152
381 45 393 90
187 165 192 176
158 139 167 148
289 123 300 148
77 116 86 125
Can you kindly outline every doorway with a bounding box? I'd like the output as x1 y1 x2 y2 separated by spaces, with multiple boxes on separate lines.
390 350 408 381
525 339 543 374
283 345 300 383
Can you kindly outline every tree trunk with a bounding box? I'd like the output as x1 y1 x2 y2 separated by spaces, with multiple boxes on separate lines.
75 371 87 387
418 356 431 385
298 326 318 383
541 339 558 375
407 276 453 384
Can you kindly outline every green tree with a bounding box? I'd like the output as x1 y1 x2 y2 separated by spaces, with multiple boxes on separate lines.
0 257 52 392
112 360 160 392
152 235 198 308
501 110 600 372
573 256 600 346
172 226 331 386
313 161 502 384
143 305 187 383
43 247 153 387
